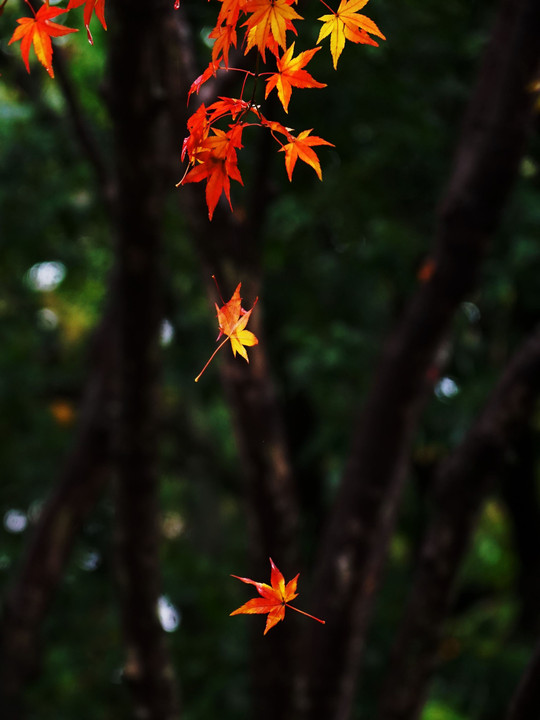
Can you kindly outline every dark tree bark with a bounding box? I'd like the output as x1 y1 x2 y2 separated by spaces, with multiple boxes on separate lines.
376 326 540 720
107 2 180 718
295 1 540 718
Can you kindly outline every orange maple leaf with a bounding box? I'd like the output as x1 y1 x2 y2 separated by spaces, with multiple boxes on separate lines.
243 0 302 61
67 0 106 45
195 281 258 382
9 1 78 78
209 21 237 66
230 558 325 635
265 43 326 113
216 0 248 29
279 128 334 181
317 0 385 69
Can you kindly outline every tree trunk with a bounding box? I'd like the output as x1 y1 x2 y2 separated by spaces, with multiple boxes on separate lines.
108 2 180 718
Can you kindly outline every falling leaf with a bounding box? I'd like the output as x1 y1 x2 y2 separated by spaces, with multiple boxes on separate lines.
195 281 258 382
230 558 325 634
317 0 385 69
9 1 78 78
265 43 326 113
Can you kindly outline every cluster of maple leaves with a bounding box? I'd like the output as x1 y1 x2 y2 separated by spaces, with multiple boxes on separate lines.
7 0 384 222
180 0 385 219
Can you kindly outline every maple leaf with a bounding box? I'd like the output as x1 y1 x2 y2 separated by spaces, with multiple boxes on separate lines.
216 0 248 29
209 22 237 66
265 43 326 113
279 129 334 181
207 96 252 124
195 282 258 382
317 0 385 69
181 103 210 164
67 0 106 45
230 558 325 635
243 0 302 61
182 125 245 220
187 61 220 102
9 1 78 78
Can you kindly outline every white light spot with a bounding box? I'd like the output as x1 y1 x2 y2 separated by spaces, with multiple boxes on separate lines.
36 308 59 330
26 261 66 292
158 596 181 633
4 509 28 533
160 319 174 346
435 377 459 400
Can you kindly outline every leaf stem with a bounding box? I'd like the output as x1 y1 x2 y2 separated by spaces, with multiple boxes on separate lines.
212 274 225 304
318 0 335 14
194 336 230 382
286 603 325 625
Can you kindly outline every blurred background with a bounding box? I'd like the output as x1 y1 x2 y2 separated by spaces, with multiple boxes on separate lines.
1 1 540 719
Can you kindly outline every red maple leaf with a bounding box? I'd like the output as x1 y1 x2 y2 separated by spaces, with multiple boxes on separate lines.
67 0 106 45
9 1 78 78
207 97 253 123
195 281 258 382
182 125 245 220
230 558 325 635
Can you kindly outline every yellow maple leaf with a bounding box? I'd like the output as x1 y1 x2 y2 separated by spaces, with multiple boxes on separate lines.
317 0 385 69
243 0 302 61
